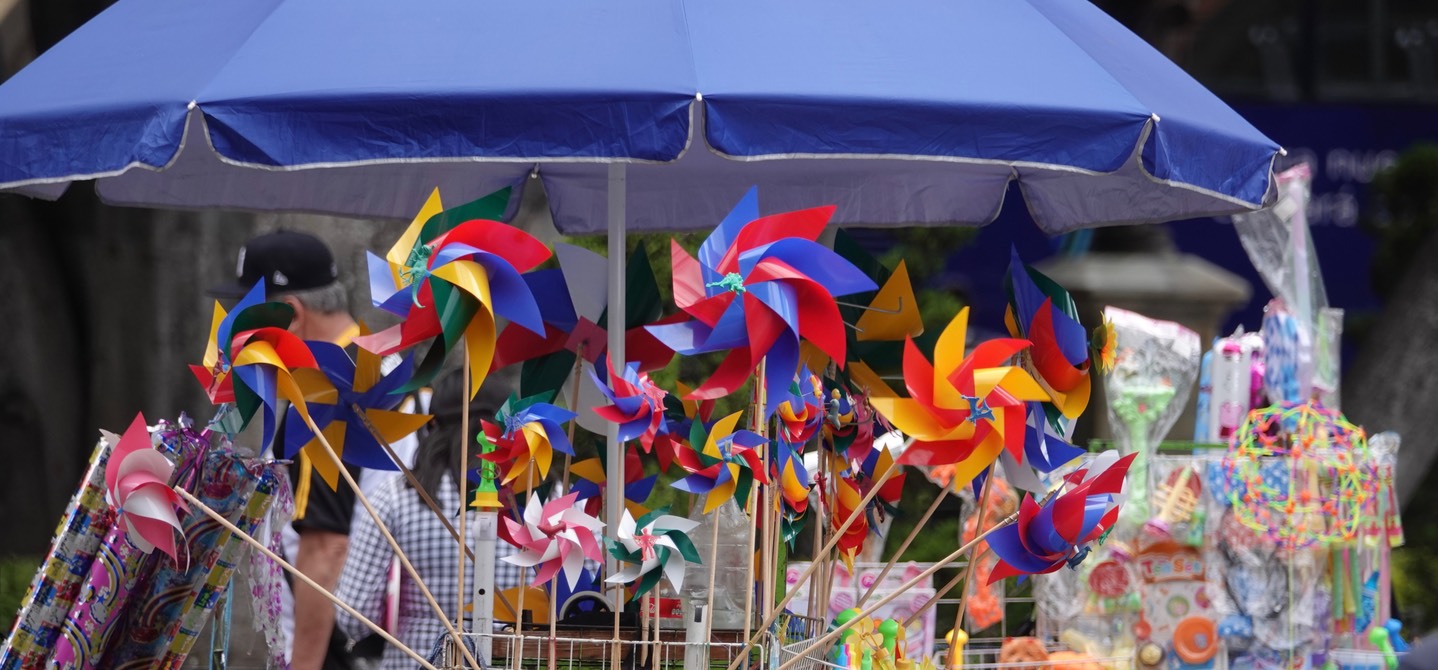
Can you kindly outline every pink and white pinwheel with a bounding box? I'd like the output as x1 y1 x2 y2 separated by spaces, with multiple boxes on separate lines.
501 492 606 589
646 188 877 417
105 413 185 562
588 357 672 467
987 451 1135 583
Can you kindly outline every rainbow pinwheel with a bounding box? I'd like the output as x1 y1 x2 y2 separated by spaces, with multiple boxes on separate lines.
646 188 877 417
355 187 551 399
283 340 433 489
190 282 332 451
860 307 1049 490
570 449 658 519
778 367 824 446
481 393 577 489
588 357 672 467
501 492 606 589
605 508 702 600
105 413 184 561
671 412 769 514
987 451 1135 583
493 241 675 399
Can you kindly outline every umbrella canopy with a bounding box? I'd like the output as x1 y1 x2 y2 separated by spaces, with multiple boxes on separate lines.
0 0 1280 233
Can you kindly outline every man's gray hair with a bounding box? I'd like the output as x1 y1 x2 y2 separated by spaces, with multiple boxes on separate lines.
278 281 350 315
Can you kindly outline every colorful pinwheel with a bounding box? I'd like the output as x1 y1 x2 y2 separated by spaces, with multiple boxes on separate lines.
190 282 332 451
1005 247 1095 423
830 474 870 567
861 307 1049 490
774 439 813 547
501 492 606 589
778 367 824 446
492 242 675 399
588 357 672 467
646 188 877 417
355 188 551 399
661 381 715 457
843 437 906 516
987 451 1136 583
570 449 658 519
105 413 185 561
606 509 702 600
480 393 577 490
283 340 433 489
671 412 769 514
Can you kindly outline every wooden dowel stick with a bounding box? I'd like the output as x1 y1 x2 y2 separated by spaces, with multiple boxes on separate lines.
513 464 535 670
174 488 440 670
297 410 483 670
856 478 953 608
903 549 990 628
300 411 486 667
724 445 908 670
347 402 519 621
950 469 997 659
774 519 1013 670
458 348 470 636
704 504 722 645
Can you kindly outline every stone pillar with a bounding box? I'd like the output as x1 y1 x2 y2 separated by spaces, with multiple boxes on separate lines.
1034 226 1251 446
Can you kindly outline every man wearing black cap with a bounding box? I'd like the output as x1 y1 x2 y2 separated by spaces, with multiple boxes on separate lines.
211 229 367 670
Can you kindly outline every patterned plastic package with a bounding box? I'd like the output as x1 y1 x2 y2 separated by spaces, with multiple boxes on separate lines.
1101 307 1201 537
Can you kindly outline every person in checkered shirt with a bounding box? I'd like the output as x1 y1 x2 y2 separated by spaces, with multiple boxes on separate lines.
334 368 522 669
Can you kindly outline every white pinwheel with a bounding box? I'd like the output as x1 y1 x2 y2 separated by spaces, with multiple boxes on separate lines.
605 509 702 600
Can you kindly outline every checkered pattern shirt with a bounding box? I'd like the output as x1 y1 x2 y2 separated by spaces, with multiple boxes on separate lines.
334 474 522 669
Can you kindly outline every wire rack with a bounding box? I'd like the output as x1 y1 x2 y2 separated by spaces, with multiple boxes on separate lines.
438 613 827 670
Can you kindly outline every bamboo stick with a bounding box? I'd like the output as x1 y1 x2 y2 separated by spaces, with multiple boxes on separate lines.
950 469 996 663
724 443 908 670
297 410 483 670
856 478 953 608
773 519 1014 670
347 402 519 621
174 488 441 670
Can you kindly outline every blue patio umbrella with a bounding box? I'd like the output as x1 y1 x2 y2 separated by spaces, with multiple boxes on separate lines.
0 0 1280 234
0 0 1283 604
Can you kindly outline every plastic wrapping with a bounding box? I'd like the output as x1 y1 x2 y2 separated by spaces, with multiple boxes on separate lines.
680 498 750 630
1102 307 1201 534
1234 164 1330 404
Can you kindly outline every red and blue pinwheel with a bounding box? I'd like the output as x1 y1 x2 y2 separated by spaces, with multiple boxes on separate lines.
588 357 673 468
647 188 877 417
283 340 433 488
987 451 1136 583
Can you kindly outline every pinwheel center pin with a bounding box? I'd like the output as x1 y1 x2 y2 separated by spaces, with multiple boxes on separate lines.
962 394 996 423
502 412 526 438
401 243 435 305
707 272 747 294
634 529 660 561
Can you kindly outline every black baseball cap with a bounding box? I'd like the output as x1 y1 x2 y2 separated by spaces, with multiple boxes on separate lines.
207 229 340 299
